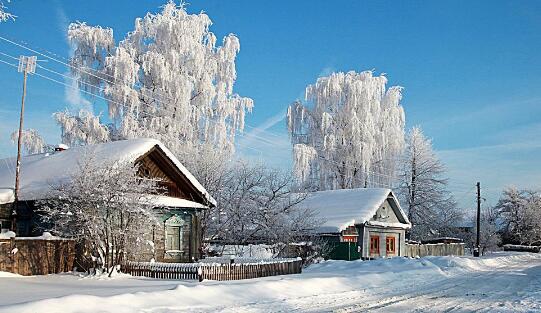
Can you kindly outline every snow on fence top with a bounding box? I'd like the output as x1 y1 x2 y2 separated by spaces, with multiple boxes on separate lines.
296 188 409 233
0 138 216 206
199 257 301 265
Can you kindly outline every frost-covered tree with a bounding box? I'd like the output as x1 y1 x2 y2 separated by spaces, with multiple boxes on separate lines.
496 187 541 245
59 1 253 158
209 161 317 249
462 207 501 254
10 129 51 155
287 70 405 190
0 1 15 22
37 154 161 275
53 110 110 146
398 127 460 240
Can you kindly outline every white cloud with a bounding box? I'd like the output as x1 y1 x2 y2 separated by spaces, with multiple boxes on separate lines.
438 136 541 209
64 75 92 112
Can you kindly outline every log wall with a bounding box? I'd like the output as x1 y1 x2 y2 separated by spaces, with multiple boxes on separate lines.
0 238 75 275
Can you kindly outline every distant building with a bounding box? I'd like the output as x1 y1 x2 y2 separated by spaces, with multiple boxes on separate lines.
0 138 216 263
298 188 411 260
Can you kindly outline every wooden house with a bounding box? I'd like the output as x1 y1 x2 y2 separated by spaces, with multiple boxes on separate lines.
0 138 215 263
299 188 411 260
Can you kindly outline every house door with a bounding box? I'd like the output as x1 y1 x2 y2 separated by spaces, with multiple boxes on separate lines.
370 235 380 257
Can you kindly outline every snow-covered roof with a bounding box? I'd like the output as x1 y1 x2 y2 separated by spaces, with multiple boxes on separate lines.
0 138 216 207
143 195 208 209
297 188 410 233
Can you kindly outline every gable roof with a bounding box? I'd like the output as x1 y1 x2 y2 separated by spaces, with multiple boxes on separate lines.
297 188 410 233
0 138 216 207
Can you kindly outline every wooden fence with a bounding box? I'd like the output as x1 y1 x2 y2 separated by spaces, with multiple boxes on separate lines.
122 258 303 281
0 237 75 275
503 244 541 253
405 242 464 258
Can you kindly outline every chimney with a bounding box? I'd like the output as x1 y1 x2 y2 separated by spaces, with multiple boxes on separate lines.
54 144 69 152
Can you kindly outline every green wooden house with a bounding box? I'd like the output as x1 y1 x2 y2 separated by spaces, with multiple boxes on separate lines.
298 188 411 260
0 138 215 263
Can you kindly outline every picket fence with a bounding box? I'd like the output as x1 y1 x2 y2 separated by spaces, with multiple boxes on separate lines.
121 258 303 281
405 242 465 258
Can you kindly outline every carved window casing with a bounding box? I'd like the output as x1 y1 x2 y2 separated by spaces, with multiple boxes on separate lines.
165 215 184 252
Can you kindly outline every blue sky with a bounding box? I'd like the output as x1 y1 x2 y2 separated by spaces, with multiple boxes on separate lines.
1 0 541 209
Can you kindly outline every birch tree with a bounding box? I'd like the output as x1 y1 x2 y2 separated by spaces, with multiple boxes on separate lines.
37 154 161 275
57 1 253 163
10 129 50 155
496 187 541 245
398 127 460 240
287 70 405 190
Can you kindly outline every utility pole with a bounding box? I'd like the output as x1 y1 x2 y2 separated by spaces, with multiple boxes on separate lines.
12 55 37 233
474 182 481 257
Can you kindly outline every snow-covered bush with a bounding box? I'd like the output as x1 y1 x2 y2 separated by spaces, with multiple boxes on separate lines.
37 153 161 275
208 161 318 249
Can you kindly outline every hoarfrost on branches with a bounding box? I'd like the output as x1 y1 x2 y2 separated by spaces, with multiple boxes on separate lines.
54 110 110 146
10 129 49 155
0 1 15 22
61 1 253 157
37 153 161 275
496 187 541 246
208 161 317 249
287 71 405 190
397 127 461 240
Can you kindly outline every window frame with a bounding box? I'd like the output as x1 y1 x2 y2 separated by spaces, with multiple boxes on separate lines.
386 236 396 255
370 235 380 255
164 215 185 253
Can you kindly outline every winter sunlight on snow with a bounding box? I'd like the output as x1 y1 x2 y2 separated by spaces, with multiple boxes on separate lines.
1 1 541 312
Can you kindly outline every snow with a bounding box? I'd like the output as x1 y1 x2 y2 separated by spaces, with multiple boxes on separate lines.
0 231 15 239
0 188 14 205
143 195 208 209
15 232 61 241
0 271 22 278
0 138 216 206
366 220 410 229
297 188 409 232
208 244 277 258
1 253 541 312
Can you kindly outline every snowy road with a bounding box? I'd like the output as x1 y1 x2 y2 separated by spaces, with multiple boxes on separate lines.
2 253 541 312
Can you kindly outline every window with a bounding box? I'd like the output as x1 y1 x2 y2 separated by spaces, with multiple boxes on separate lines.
165 226 181 251
164 215 184 252
386 236 396 255
0 219 11 233
370 235 380 254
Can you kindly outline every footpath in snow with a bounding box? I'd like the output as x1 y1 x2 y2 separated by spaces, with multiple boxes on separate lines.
1 252 541 312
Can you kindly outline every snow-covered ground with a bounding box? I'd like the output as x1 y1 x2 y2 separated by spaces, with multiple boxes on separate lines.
1 252 541 312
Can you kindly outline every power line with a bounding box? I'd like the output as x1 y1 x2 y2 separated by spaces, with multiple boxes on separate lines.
0 54 275 156
0 40 286 146
0 37 291 148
